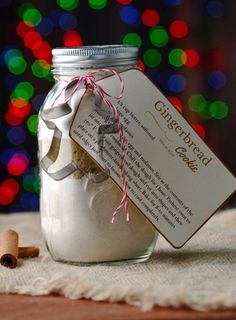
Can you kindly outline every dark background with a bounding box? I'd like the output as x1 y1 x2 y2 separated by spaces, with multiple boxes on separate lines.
1 0 236 212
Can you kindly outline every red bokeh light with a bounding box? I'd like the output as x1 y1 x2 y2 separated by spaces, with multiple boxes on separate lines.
16 21 34 38
141 9 160 27
192 124 206 139
8 102 31 118
5 111 24 126
168 96 182 113
33 41 52 63
63 31 83 47
7 153 29 176
24 31 42 49
0 186 15 205
169 20 188 38
184 49 200 68
116 0 133 4
137 58 145 71
2 179 20 195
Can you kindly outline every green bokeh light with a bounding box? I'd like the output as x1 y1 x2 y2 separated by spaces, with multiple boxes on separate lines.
149 26 169 47
23 8 42 26
31 60 50 78
209 101 228 119
45 72 54 82
188 94 207 113
57 0 79 10
27 115 38 136
11 82 34 100
200 102 213 119
18 3 35 19
168 49 186 67
143 49 162 68
123 33 142 48
23 174 39 192
4 49 22 64
8 56 27 75
88 0 107 10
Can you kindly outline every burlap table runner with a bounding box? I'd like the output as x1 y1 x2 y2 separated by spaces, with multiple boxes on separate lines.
0 210 236 311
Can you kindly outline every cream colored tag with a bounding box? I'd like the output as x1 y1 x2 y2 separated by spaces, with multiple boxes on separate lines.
70 69 236 248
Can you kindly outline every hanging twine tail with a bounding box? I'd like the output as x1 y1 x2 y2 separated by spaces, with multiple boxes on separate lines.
52 69 130 222
112 124 130 222
111 124 130 223
87 70 129 222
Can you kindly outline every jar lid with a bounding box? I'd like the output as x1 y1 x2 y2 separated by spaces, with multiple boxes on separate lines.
52 45 138 68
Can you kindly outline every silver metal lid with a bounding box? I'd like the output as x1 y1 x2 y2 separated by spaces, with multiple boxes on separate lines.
52 45 138 68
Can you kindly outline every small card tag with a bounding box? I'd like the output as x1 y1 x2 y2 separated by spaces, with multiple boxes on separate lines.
70 69 236 248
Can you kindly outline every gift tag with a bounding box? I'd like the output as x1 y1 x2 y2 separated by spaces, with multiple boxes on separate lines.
70 69 236 248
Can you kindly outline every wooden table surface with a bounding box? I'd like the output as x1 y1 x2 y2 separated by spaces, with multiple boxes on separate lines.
1 294 236 320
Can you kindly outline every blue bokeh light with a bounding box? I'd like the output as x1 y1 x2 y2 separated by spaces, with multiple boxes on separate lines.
119 5 140 25
32 94 46 111
49 9 66 27
0 48 22 67
20 192 39 210
163 0 184 7
7 126 26 145
3 48 22 65
208 70 226 89
59 13 78 30
206 0 224 18
168 74 186 93
0 149 15 166
36 18 54 36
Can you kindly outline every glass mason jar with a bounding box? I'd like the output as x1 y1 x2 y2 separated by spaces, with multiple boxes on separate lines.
38 45 158 264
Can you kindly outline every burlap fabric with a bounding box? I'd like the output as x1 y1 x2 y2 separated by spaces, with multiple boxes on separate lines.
0 210 236 311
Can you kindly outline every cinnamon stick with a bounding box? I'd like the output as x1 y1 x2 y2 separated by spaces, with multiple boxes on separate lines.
0 230 40 268
0 229 19 268
18 246 39 258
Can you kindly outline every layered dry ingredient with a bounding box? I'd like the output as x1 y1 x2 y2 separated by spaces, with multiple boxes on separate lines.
40 133 158 263
72 139 100 179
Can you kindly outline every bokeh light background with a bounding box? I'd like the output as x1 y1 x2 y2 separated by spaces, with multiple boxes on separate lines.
1 0 236 212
